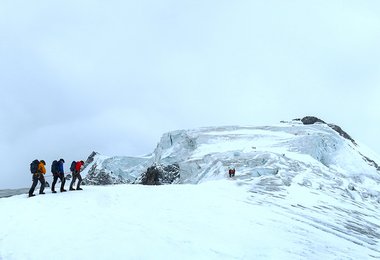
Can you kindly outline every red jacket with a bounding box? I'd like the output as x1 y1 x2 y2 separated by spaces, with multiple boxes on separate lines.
75 161 83 172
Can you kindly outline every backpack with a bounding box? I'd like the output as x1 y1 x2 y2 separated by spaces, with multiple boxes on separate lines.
70 161 76 172
51 160 59 174
30 160 39 174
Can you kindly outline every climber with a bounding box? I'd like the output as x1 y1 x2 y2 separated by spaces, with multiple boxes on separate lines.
29 160 47 197
51 159 67 193
69 160 84 190
229 168 235 178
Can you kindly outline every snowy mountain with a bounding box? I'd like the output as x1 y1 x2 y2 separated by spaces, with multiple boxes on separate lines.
80 117 380 257
1 117 380 259
83 117 380 188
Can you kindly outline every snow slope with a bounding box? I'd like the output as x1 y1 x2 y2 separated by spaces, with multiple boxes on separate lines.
1 121 380 259
1 180 379 260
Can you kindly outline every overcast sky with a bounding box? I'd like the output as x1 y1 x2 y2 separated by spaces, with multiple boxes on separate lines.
1 0 379 189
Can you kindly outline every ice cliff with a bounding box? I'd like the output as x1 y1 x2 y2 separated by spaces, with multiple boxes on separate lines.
82 117 380 191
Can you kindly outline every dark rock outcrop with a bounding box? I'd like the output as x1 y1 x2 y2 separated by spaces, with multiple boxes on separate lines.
82 163 128 185
136 164 180 185
297 116 356 145
327 124 356 145
360 153 380 171
84 151 99 168
295 116 379 171
300 116 326 125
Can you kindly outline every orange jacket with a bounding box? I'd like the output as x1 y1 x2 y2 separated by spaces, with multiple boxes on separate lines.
38 162 46 174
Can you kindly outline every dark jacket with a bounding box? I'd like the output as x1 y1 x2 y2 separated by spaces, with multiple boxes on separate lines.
58 161 64 174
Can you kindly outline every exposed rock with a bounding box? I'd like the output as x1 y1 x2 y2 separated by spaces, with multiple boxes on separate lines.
300 116 326 125
296 116 380 170
360 153 380 171
135 164 180 185
139 165 160 185
82 163 128 185
84 151 99 168
298 116 356 145
327 124 356 145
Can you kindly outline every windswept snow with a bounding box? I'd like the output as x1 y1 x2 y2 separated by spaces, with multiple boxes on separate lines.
1 180 379 260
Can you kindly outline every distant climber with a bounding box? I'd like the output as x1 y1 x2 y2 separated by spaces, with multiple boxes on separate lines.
69 160 84 191
28 160 47 197
229 168 235 178
51 159 66 193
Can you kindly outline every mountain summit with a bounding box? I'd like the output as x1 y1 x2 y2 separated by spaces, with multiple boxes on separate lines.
82 117 379 187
